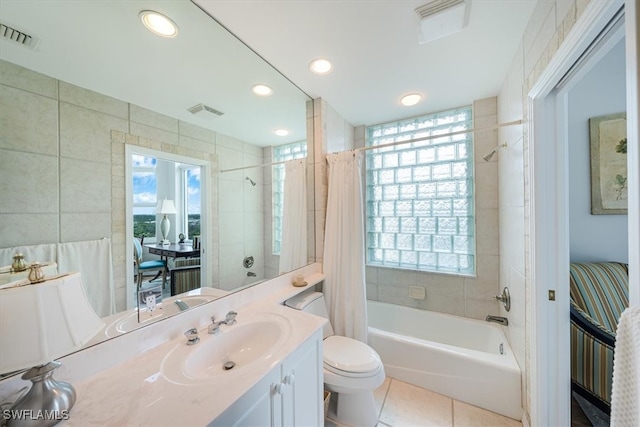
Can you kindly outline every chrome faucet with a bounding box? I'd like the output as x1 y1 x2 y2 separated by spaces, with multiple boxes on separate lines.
184 327 200 345
486 315 509 326
208 311 238 334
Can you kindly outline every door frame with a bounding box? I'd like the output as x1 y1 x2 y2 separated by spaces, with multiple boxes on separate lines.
125 144 211 310
527 0 639 425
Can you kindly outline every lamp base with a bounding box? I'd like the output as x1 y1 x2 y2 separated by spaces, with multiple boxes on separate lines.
159 239 170 246
7 361 75 427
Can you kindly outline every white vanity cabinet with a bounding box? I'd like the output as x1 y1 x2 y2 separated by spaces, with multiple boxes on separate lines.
211 329 323 427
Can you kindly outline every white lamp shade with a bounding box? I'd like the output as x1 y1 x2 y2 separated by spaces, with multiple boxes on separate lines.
0 272 105 374
156 198 177 214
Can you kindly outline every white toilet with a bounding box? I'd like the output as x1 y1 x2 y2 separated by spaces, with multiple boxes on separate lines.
285 291 385 427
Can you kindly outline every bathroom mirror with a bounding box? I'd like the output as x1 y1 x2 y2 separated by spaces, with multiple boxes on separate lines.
0 0 315 373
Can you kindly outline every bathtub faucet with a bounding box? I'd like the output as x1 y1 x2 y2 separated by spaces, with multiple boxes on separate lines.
486 315 509 326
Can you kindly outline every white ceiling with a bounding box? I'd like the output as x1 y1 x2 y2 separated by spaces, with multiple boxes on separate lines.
0 0 310 146
195 0 537 127
0 0 536 145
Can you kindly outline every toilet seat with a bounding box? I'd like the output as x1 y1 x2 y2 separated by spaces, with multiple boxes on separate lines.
323 336 382 378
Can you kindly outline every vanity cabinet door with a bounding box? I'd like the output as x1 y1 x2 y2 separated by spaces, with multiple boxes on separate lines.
281 331 323 427
210 368 281 427
209 330 322 427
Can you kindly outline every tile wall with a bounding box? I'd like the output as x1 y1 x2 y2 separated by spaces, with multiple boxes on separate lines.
217 138 265 291
497 0 596 422
362 97 501 321
0 59 277 311
311 95 501 321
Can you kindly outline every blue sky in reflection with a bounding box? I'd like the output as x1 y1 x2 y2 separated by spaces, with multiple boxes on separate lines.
132 155 200 215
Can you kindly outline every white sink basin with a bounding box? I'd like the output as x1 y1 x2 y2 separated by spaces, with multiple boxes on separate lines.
104 296 212 337
161 312 292 385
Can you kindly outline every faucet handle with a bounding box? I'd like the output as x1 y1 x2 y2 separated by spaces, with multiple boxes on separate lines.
493 287 511 312
208 316 221 334
184 328 200 345
225 311 238 325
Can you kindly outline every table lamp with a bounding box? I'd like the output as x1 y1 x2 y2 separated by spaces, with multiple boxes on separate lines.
0 273 104 426
157 198 177 245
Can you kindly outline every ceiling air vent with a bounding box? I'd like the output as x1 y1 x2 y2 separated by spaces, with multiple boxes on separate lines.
0 22 39 50
415 0 468 44
187 103 224 117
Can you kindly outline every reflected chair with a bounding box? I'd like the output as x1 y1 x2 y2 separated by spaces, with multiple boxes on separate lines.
169 257 201 296
570 261 629 414
132 238 166 290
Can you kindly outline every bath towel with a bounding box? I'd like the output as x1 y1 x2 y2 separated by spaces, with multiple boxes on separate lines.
610 306 640 426
57 238 115 317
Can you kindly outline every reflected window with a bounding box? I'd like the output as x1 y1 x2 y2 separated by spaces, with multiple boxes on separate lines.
272 141 307 254
181 165 201 238
132 155 157 239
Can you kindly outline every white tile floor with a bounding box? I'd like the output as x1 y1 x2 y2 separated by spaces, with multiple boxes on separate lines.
326 377 523 427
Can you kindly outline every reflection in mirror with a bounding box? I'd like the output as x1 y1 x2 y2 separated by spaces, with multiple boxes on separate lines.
126 145 213 326
0 0 315 377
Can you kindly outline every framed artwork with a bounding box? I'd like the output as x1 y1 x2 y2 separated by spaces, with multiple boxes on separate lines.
589 112 627 215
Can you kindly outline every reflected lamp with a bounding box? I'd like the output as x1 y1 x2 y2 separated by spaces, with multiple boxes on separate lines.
0 273 104 426
156 198 177 245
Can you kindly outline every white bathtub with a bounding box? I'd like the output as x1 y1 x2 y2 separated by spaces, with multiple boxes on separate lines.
367 301 522 420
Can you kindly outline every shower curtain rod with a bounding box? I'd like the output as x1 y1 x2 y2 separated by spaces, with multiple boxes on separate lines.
219 119 522 173
355 119 522 153
219 158 296 173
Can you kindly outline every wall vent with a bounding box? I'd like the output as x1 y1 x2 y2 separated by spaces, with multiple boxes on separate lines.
187 103 224 117
0 22 39 50
415 0 468 44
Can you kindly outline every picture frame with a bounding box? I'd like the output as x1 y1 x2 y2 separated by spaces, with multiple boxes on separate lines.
589 112 627 215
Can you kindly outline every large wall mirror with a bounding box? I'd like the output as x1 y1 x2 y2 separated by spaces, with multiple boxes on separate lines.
0 0 315 375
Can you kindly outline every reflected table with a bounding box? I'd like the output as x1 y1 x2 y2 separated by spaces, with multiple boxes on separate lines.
145 243 200 259
144 244 200 289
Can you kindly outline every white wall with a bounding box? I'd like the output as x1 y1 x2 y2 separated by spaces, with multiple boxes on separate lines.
568 37 628 263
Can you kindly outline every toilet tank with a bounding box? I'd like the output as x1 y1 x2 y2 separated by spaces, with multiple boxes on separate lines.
285 291 334 338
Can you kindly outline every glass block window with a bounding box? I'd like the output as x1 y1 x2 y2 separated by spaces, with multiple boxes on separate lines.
272 140 307 254
365 106 475 274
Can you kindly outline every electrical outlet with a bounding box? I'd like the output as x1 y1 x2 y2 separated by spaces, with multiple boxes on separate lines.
146 294 157 312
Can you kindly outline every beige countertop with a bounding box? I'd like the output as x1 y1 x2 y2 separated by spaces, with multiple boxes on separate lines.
63 299 325 426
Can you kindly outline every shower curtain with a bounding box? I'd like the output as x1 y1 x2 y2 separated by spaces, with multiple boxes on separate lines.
323 150 368 343
279 158 308 274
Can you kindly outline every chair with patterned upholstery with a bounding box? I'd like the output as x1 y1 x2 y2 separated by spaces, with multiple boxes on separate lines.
569 261 629 414
133 238 166 290
169 257 201 296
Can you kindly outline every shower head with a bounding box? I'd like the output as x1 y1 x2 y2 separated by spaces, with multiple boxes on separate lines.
482 142 507 162
245 176 256 186
482 150 498 162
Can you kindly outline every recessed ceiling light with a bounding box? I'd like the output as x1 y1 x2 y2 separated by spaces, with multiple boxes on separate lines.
309 58 332 75
274 129 289 136
252 84 273 96
400 93 422 106
139 11 178 38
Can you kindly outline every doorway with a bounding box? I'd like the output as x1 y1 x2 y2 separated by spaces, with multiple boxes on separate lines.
528 1 639 425
125 145 211 310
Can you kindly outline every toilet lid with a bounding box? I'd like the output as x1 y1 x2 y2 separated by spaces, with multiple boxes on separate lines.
323 336 381 375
